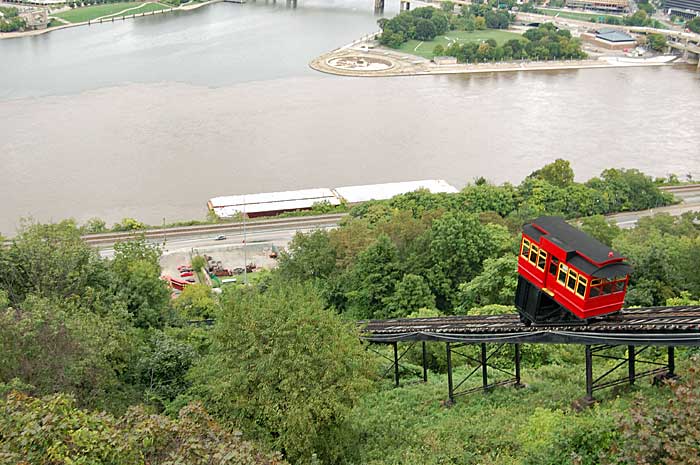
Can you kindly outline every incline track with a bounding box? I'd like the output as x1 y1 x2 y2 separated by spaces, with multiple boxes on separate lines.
361 306 700 346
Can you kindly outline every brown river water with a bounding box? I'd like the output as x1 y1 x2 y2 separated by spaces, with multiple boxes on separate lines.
1 0 699 234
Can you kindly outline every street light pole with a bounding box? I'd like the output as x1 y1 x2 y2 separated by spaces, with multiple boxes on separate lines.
243 196 248 285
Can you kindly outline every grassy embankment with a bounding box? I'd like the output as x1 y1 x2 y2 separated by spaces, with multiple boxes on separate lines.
53 1 170 23
349 344 694 464
535 8 621 22
398 30 525 59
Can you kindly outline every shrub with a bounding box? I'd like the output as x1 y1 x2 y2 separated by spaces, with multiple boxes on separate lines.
0 391 286 465
188 282 377 464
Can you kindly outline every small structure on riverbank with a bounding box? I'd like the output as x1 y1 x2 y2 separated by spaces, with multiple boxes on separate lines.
208 180 459 218
18 7 48 29
433 55 458 65
582 28 636 50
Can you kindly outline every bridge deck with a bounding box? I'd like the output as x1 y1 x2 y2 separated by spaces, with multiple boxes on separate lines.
361 306 700 346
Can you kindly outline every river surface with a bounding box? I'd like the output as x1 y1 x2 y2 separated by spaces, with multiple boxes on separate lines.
1 0 699 234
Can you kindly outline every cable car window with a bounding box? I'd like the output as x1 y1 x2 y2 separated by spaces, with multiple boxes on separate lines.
576 276 587 298
590 285 601 297
549 258 559 276
521 238 530 259
602 281 614 294
529 246 538 264
567 270 577 290
591 278 602 286
537 250 547 271
558 264 567 285
614 280 625 292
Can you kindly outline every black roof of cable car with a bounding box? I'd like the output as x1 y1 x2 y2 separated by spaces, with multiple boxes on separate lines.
525 216 623 264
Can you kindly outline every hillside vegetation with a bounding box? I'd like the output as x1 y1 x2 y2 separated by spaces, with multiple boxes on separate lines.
2 160 699 464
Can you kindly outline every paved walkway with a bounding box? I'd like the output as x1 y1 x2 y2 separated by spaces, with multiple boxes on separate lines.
310 43 679 78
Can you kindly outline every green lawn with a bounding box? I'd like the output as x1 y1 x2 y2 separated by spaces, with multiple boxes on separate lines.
536 8 621 22
54 1 168 23
398 30 525 59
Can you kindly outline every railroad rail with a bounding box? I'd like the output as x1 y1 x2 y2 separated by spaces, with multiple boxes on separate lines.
360 306 700 405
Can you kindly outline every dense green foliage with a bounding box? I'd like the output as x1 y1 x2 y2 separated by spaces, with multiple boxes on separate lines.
0 7 25 32
616 363 700 464
0 391 286 465
443 23 584 62
378 7 452 47
278 160 678 318
622 9 666 28
1 160 698 464
187 282 376 464
378 5 513 48
647 32 667 51
688 16 700 33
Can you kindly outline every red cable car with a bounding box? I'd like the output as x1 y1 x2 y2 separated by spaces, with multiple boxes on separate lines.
515 216 632 325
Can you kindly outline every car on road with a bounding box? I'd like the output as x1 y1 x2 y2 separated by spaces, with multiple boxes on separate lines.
215 235 226 241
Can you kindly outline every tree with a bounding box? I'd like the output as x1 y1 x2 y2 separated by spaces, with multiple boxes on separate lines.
0 221 109 306
82 217 107 234
277 229 337 281
173 283 219 320
189 283 376 464
415 18 437 40
530 159 575 188
688 16 700 33
385 273 436 317
474 16 486 30
457 254 518 312
110 239 170 329
648 33 667 51
111 217 147 231
136 332 196 406
0 295 138 410
434 44 445 56
431 12 449 34
191 255 206 272
344 235 402 319
579 215 621 246
624 9 649 26
585 168 673 212
637 1 654 14
426 212 503 309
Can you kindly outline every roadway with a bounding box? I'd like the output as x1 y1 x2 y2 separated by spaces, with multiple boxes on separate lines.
96 215 344 258
89 184 700 257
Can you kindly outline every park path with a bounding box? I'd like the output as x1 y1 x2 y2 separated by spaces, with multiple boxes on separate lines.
94 2 151 21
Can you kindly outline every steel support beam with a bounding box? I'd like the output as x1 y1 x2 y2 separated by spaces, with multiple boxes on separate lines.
585 345 593 401
515 344 522 387
393 342 399 387
481 343 488 391
446 342 454 404
628 345 635 385
422 341 428 382
668 346 675 376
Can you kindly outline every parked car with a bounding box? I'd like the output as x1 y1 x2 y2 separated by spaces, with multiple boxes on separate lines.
215 235 226 241
180 271 194 277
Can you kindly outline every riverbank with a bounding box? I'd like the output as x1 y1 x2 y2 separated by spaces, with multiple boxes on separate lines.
0 0 218 39
310 40 680 77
